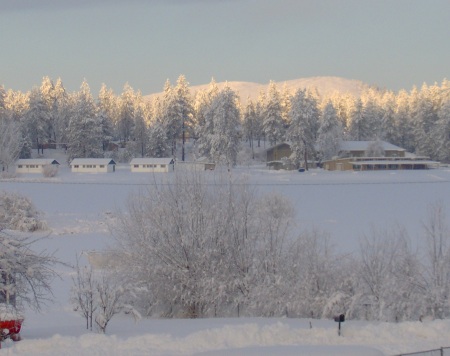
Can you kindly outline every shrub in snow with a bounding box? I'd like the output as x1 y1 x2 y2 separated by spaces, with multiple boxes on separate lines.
42 164 58 178
71 256 136 333
0 191 47 232
0 171 16 179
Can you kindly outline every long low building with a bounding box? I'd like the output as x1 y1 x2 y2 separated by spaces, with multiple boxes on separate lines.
70 158 116 173
15 159 60 174
130 158 174 172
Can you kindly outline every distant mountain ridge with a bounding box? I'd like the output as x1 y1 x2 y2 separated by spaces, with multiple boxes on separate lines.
145 76 370 102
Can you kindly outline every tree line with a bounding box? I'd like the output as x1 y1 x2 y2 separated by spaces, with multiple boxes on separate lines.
1 76 449 171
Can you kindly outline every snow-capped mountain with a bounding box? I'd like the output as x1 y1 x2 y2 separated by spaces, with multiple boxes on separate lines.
146 76 371 102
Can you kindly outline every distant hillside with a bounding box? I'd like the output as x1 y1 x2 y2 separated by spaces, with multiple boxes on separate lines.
145 76 370 103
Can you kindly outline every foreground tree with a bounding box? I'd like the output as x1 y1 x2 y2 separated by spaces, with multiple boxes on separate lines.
111 171 295 318
0 230 58 311
0 118 21 172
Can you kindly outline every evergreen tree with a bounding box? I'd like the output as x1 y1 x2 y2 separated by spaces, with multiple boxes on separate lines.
411 86 439 157
117 83 136 143
394 89 415 152
242 98 257 159
262 81 284 146
194 79 219 158
206 86 241 168
66 81 103 161
316 101 343 161
434 99 450 162
24 87 51 154
348 98 366 141
287 89 319 169
147 119 168 158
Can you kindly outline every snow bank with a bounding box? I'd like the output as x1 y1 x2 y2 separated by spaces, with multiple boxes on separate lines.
3 318 450 355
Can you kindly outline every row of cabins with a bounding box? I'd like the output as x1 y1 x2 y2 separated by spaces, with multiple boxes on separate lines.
15 158 215 174
266 141 440 171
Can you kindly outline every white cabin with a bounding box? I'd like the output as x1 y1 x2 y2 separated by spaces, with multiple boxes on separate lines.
70 158 116 173
15 159 60 174
130 158 174 173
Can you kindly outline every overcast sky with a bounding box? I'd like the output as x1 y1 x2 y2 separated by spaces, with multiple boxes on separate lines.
1 0 449 95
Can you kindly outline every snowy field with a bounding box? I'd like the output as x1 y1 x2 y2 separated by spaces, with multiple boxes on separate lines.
1 165 450 355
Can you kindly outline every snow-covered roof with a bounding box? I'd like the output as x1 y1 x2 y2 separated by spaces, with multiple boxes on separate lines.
70 158 116 166
130 158 174 165
16 159 60 165
350 159 439 166
339 141 405 152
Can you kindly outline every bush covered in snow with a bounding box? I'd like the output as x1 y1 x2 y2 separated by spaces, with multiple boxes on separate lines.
0 191 47 232
42 164 58 178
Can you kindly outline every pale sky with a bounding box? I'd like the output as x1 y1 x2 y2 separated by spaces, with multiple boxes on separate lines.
1 0 449 95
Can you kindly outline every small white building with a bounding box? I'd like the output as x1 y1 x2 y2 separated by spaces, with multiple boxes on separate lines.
70 158 116 173
15 159 60 174
130 158 174 173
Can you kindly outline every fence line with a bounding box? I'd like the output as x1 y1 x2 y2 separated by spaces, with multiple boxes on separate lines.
394 346 450 356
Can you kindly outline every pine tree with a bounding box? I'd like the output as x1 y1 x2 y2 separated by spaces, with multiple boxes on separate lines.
262 81 284 146
24 87 51 154
317 101 343 161
66 81 103 161
242 98 257 159
287 89 319 169
434 100 450 162
117 83 136 143
206 86 241 168
194 79 219 158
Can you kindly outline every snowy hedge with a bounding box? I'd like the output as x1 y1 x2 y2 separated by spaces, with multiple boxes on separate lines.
0 191 47 232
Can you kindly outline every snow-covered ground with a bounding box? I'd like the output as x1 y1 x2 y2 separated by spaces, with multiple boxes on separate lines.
1 165 450 355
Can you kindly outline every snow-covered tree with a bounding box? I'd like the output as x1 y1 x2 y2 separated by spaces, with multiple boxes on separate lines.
94 272 124 334
0 230 58 311
356 225 419 321
316 101 343 161
262 81 284 146
66 81 103 161
147 118 168 158
348 98 369 141
117 83 137 143
160 75 194 160
71 257 128 333
110 172 296 318
421 202 450 319
194 79 219 158
242 99 257 159
433 99 450 162
97 84 118 142
0 118 21 172
205 86 241 168
71 257 97 331
0 191 47 232
287 89 319 169
394 90 415 152
24 87 51 154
